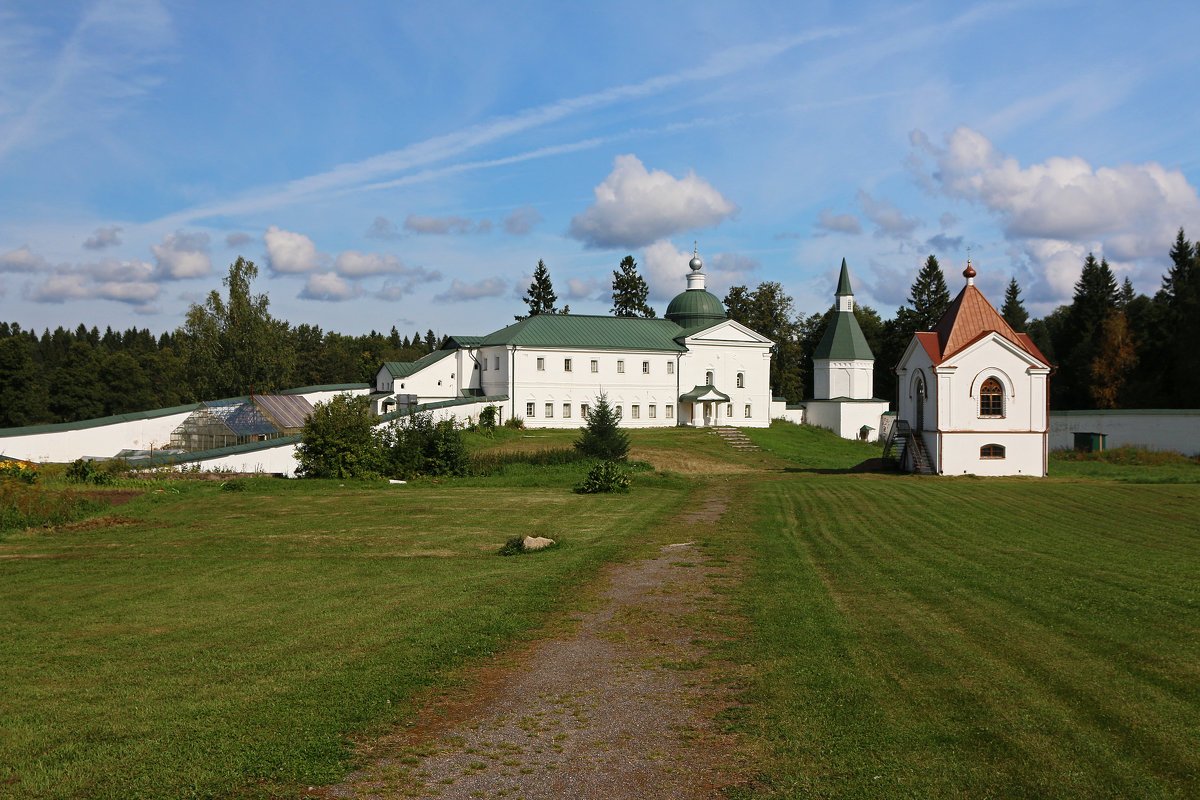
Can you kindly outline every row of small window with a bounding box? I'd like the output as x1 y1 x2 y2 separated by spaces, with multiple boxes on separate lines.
534 358 674 375
525 402 675 420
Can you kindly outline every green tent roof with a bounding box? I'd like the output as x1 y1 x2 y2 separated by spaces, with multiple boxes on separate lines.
812 310 874 361
835 258 854 296
679 384 731 402
478 314 688 351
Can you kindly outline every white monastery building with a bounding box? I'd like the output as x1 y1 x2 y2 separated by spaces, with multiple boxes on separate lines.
373 250 776 428
892 260 1052 476
805 259 890 442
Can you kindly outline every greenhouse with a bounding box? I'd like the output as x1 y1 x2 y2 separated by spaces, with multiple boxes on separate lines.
169 395 314 452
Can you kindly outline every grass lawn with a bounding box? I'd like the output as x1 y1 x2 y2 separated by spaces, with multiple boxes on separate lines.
722 426 1200 798
0 475 687 799
3 421 1198 799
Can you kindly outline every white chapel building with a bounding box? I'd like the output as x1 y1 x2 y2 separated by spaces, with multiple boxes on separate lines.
805 259 890 441
372 250 776 428
892 261 1052 476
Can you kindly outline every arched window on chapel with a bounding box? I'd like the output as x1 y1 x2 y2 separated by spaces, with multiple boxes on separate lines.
979 378 1004 418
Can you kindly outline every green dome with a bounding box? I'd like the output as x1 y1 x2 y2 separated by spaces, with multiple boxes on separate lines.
665 289 726 329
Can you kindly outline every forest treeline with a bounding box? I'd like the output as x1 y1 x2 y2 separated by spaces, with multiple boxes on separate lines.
1 230 1197 429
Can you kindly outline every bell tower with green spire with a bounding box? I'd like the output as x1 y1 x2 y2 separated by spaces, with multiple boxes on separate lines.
806 259 890 441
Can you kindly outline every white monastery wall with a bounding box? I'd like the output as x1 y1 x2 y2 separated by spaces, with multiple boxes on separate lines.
678 339 771 428
1049 410 1200 455
935 341 1048 433
813 358 874 400
0 408 196 463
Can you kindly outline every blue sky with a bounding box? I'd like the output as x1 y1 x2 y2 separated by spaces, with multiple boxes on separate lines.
2 0 1199 338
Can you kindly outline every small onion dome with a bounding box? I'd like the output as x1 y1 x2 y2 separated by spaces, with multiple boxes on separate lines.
689 252 703 271
665 287 726 329
963 260 977 279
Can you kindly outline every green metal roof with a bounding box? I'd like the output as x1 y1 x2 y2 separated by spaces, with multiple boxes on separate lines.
478 314 687 352
664 289 726 329
835 258 854 296
443 335 483 349
812 310 874 361
382 349 455 378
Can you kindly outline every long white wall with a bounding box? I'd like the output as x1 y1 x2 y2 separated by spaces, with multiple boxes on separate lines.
1049 410 1200 456
0 385 371 464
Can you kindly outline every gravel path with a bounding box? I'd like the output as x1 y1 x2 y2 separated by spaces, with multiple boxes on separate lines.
309 489 746 800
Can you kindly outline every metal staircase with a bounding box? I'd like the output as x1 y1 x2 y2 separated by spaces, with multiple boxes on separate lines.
882 419 934 474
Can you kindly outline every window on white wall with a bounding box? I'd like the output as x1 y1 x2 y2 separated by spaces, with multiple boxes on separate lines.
667 362 674 374
615 405 622 419
631 405 640 419
981 443 1005 459
494 356 499 370
666 404 674 418
649 404 656 419
980 378 1004 418
706 371 714 386
737 372 744 388
590 359 598 373
745 404 751 418
545 403 554 418
537 358 545 371
563 403 571 418
581 403 589 418
617 360 625 373
526 402 535 417
564 358 572 372
642 361 649 374
727 404 732 416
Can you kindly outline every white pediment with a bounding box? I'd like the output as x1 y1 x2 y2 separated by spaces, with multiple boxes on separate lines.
683 319 773 345
943 332 1049 370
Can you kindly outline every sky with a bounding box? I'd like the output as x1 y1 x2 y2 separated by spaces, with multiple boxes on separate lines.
2 0 1199 339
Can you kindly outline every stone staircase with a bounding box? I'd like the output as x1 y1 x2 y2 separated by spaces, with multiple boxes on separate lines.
712 426 760 451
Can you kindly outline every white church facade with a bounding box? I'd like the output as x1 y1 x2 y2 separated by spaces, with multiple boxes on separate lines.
892 261 1052 476
372 251 776 428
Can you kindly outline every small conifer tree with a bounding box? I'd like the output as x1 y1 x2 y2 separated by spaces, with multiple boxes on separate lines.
574 392 630 461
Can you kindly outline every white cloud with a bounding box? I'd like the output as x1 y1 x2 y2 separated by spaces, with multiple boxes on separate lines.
856 190 921 239
565 277 604 301
152 230 210 279
503 205 544 235
404 214 491 235
264 225 321 274
433 277 507 303
0 245 46 273
569 154 737 249
334 250 407 277
815 209 862 235
912 125 1200 259
225 231 252 247
25 259 160 306
83 225 122 250
299 272 359 302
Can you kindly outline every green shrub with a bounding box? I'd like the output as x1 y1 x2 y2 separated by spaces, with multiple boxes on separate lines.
219 479 247 492
574 460 632 494
379 412 469 479
574 393 629 461
476 405 498 437
296 394 383 479
0 460 39 484
504 416 525 430
66 458 113 485
497 535 527 556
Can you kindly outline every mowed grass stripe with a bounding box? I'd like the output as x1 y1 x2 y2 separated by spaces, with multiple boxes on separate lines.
742 477 1200 799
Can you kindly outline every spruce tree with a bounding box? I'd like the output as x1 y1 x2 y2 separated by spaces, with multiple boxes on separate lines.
574 392 630 461
1000 277 1029 331
519 259 558 319
611 255 655 318
905 255 951 332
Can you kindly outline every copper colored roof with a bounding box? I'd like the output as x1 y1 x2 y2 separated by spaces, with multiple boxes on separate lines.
920 284 1049 366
